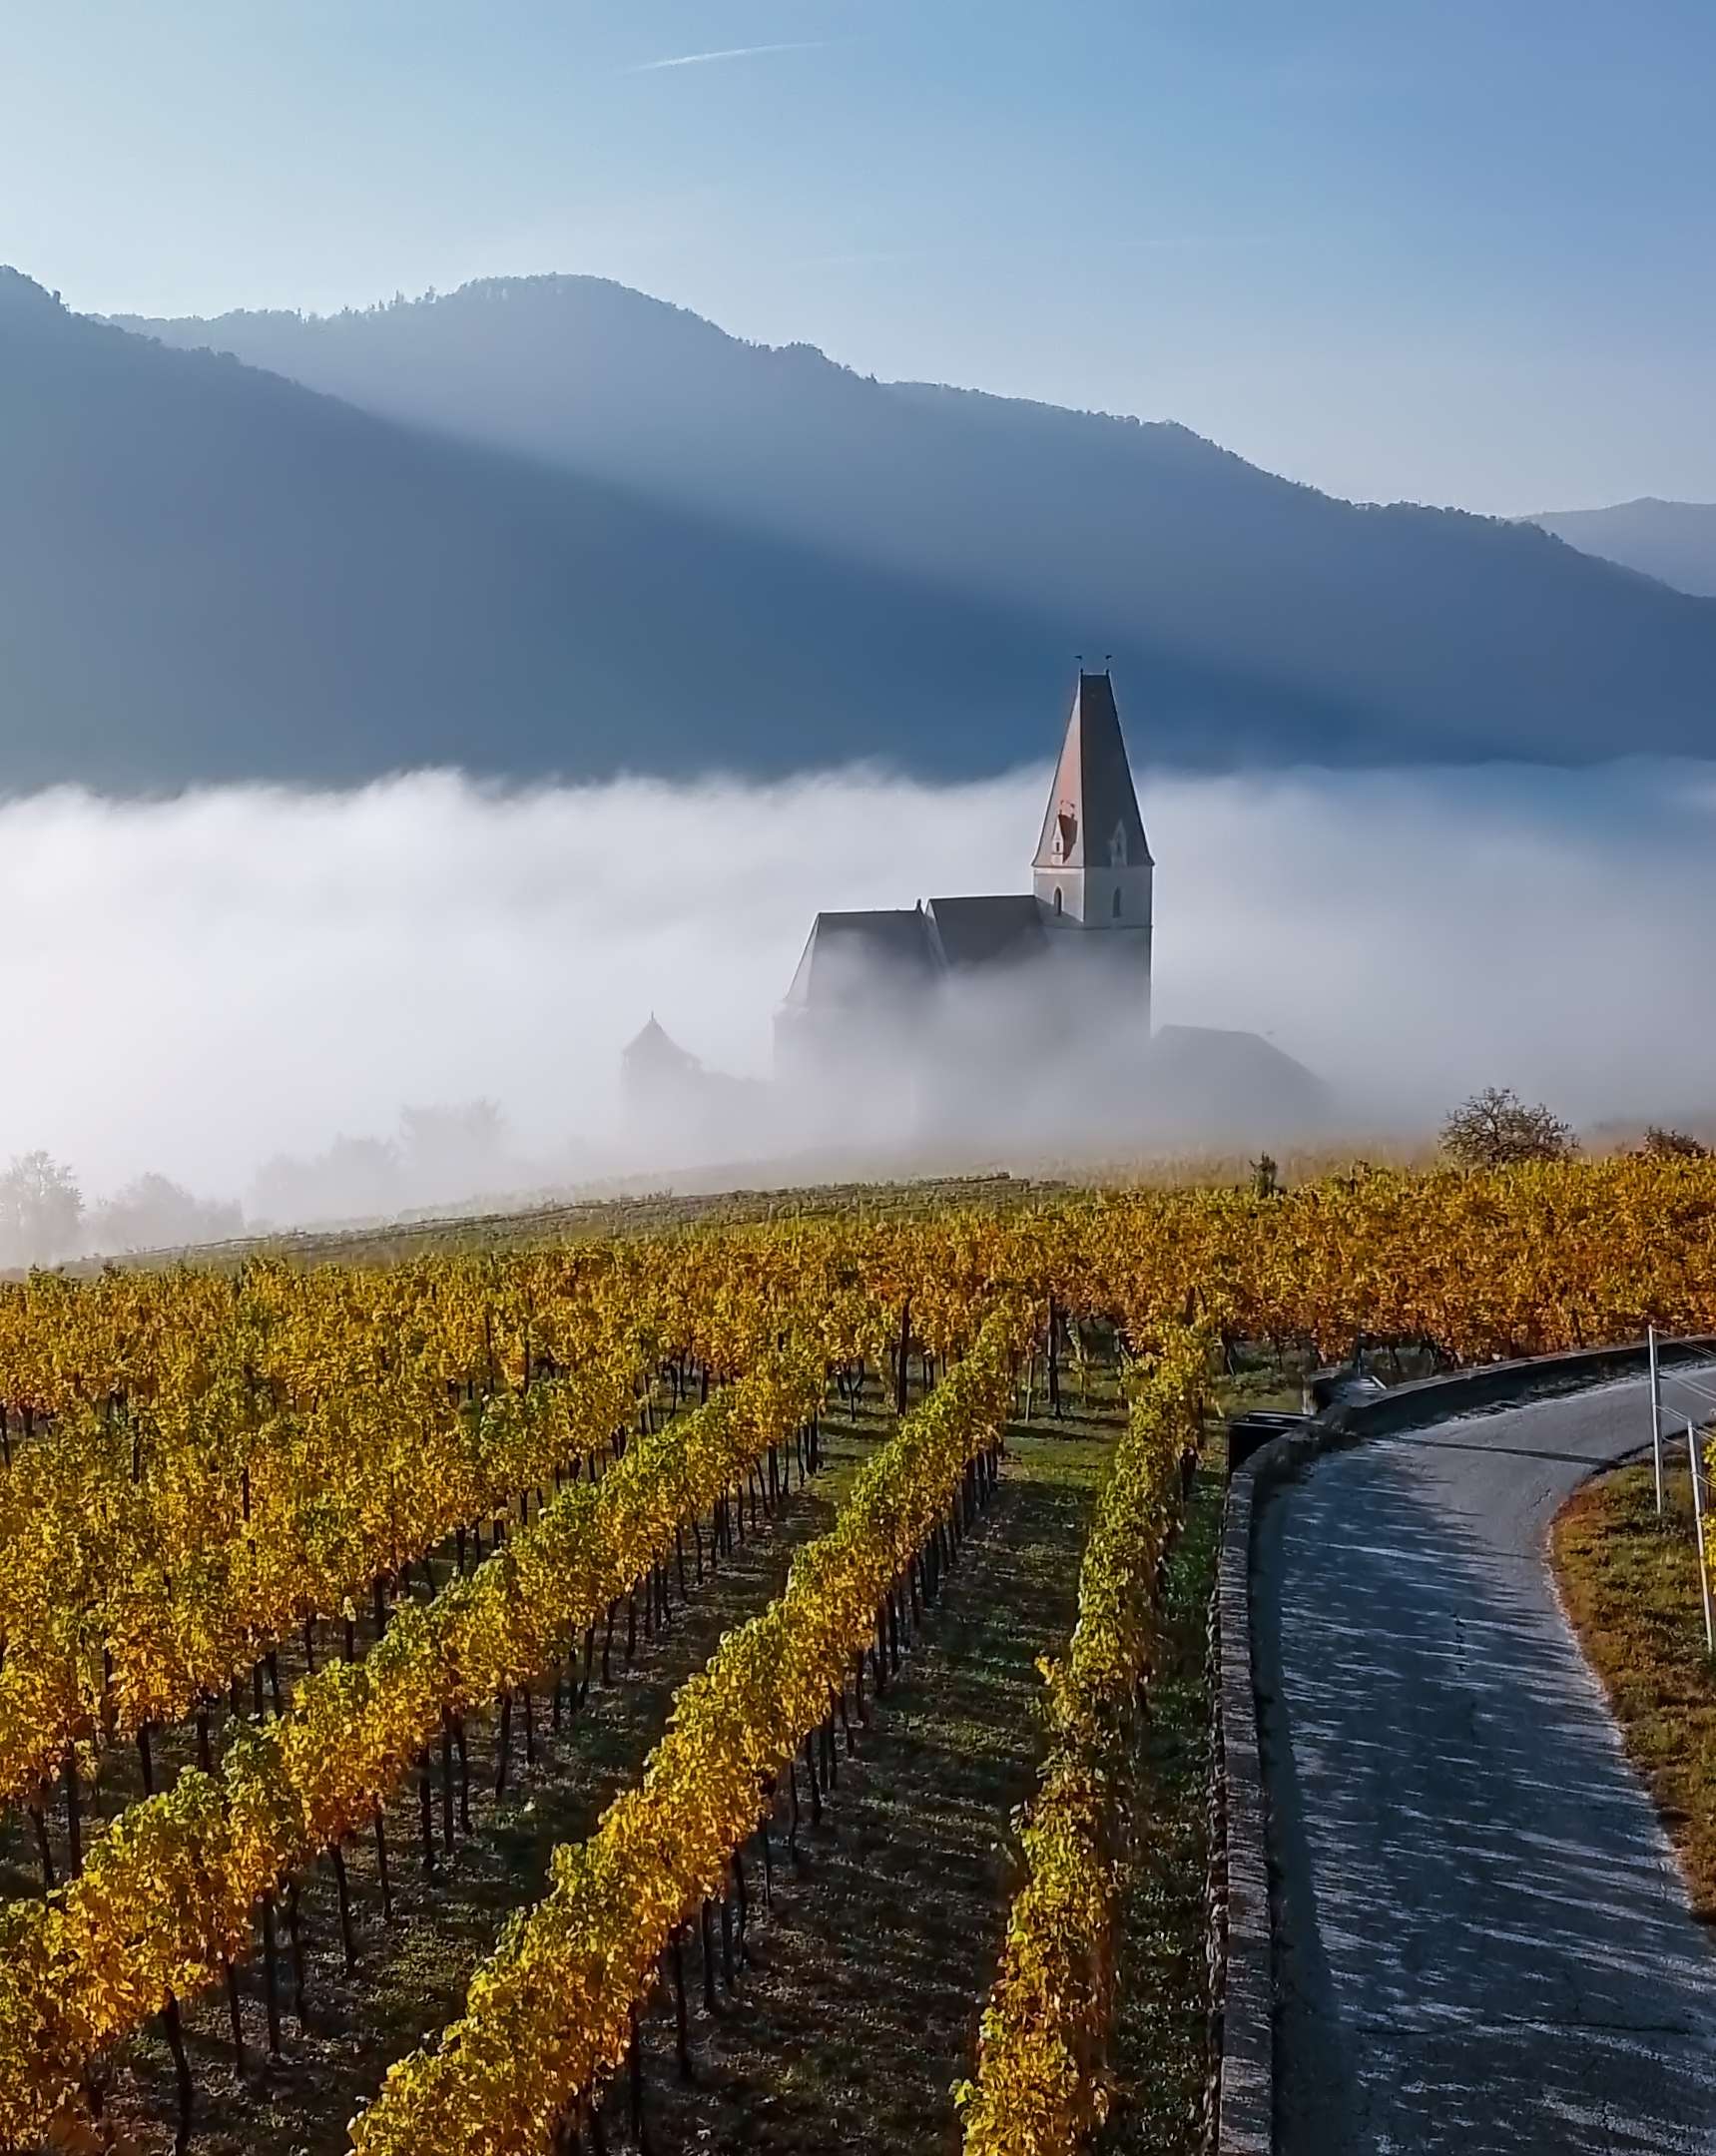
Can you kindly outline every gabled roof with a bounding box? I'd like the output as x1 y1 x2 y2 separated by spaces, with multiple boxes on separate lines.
925 894 1047 971
783 907 939 1008
1147 1024 1332 1127
1032 670 1152 873
622 1014 701 1071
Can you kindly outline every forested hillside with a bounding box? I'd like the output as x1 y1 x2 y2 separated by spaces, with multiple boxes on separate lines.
120 274 1716 773
3 265 1714 791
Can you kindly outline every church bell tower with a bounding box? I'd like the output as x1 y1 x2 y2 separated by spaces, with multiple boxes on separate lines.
1032 668 1154 1023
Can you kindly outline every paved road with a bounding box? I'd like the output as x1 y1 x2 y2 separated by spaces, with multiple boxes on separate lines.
1256 1372 1716 2154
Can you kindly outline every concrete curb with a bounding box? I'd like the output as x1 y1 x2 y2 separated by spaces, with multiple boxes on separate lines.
1211 1332 1715 2155
1320 1334 1716 1443
1215 1461 1272 2154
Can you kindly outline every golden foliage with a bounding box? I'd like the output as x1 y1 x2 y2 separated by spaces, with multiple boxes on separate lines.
955 1329 1207 2154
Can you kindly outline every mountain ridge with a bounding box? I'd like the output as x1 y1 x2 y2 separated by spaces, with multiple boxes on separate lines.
1 268 1087 789
1 265 1712 791
1526 496 1716 599
113 273 1716 758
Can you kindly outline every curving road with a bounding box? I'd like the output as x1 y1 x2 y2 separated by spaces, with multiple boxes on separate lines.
1255 1371 1716 2154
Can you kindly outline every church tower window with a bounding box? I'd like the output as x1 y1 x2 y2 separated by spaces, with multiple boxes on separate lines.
1112 887 1122 919
1053 887 1063 915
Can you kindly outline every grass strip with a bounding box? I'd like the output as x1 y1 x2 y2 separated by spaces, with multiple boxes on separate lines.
1100 1434 1225 2156
955 1329 1206 2156
1552 1452 1716 1920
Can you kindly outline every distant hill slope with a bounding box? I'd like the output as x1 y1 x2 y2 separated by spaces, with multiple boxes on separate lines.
113 276 1716 773
2 266 1713 793
0 270 1078 790
1527 498 1716 599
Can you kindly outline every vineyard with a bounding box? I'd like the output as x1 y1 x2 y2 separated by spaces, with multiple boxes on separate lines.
2 1157 1715 2156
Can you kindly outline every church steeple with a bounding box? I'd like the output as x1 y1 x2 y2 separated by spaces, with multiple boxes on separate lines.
1031 668 1153 1020
1032 668 1152 877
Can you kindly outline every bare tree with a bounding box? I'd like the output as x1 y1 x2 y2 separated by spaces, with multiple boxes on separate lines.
1440 1087 1576 1171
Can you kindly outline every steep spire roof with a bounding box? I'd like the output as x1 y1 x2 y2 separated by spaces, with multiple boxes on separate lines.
622 1014 700 1072
1032 669 1152 873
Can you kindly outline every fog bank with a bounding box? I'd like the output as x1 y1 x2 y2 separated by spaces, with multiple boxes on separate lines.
0 759 1711 1232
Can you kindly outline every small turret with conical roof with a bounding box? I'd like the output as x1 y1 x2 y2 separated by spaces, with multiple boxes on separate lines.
1031 668 1153 1019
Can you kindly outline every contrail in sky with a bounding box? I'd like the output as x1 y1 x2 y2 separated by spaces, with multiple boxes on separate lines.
624 40 833 74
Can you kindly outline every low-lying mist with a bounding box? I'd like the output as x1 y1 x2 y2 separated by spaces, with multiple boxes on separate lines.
2 758 1712 1254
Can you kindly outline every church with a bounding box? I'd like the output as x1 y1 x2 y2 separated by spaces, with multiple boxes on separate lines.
777 668 1156 1075
624 668 1326 1166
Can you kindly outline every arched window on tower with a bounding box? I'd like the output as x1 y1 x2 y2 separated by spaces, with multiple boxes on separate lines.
1112 887 1122 919
1053 887 1063 915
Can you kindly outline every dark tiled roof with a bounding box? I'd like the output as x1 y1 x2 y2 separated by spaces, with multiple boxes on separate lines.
1032 670 1152 873
784 907 938 1008
924 894 1047 971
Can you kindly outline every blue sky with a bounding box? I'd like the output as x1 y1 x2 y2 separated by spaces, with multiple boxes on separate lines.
6 0 1715 511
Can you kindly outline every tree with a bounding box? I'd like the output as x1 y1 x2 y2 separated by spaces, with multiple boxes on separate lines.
249 1135 402 1229
0 1150 84 1266
1440 1088 1576 1171
1637 1125 1710 1160
88 1174 243 1254
398 1100 511 1207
